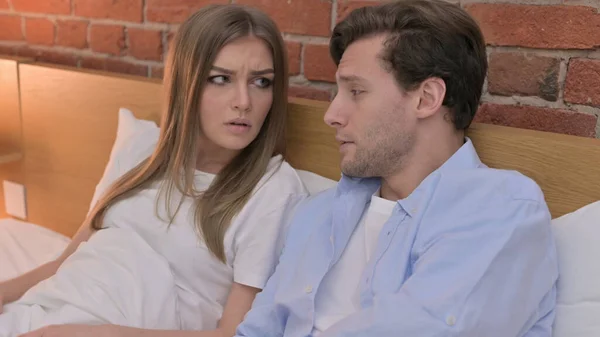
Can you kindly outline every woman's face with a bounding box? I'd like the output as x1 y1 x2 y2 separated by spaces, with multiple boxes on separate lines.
199 35 275 158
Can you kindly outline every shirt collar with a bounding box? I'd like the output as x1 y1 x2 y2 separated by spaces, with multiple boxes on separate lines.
336 137 483 217
399 137 483 217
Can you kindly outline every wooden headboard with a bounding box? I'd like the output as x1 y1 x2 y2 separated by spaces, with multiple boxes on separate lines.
0 57 30 218
7 62 600 237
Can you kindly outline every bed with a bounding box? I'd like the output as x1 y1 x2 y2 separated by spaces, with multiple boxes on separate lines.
0 58 599 336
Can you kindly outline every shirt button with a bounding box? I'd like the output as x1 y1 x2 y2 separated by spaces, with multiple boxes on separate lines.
446 315 456 326
329 236 334 243
304 285 313 294
412 207 418 214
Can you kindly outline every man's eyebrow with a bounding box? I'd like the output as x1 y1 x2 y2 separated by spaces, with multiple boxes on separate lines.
337 74 367 83
211 66 275 76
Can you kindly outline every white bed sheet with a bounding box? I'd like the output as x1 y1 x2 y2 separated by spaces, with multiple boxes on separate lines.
0 218 70 282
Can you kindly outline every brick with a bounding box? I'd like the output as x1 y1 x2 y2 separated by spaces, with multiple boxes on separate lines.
0 45 19 57
337 0 383 22
74 0 143 23
57 20 88 49
146 0 228 24
289 86 332 101
25 18 55 46
80 56 107 71
80 56 148 77
90 25 125 56
475 104 597 138
151 66 164 79
488 53 560 102
0 0 9 9
466 4 600 49
237 0 332 37
286 41 301 76
105 58 147 77
0 15 23 41
128 28 163 61
304 44 336 83
564 59 600 108
12 0 70 15
18 47 78 67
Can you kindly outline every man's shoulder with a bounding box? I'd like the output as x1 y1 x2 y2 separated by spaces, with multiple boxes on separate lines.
420 167 552 245
441 166 545 205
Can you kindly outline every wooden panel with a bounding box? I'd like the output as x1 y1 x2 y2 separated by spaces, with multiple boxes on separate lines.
0 57 30 217
19 63 162 236
287 98 340 180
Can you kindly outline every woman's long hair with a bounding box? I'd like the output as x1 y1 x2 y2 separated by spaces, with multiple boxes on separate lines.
86 4 289 263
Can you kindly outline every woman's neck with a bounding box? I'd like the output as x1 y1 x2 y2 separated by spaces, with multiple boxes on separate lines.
195 141 239 174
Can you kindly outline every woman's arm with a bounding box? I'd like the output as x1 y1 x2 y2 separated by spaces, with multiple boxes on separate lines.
116 282 260 337
0 222 93 312
17 282 261 337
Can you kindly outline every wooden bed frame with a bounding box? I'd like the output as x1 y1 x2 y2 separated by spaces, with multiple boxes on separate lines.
0 57 29 218
1 60 600 237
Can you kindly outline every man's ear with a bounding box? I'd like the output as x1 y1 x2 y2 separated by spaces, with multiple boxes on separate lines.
415 77 446 119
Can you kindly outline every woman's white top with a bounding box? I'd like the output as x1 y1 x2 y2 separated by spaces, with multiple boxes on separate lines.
88 127 308 330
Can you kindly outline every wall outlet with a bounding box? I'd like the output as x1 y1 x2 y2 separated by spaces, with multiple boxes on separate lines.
3 180 27 219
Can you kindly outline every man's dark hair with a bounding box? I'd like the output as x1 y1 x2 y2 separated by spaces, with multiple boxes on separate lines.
330 0 488 130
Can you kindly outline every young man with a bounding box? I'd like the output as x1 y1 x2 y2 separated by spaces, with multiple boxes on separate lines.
236 1 558 336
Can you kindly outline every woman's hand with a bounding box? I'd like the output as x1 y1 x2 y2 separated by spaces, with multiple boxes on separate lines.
17 324 117 337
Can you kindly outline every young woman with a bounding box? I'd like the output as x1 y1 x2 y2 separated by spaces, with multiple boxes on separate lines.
0 4 308 337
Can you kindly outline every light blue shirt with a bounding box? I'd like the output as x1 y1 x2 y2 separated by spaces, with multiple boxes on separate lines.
236 138 559 337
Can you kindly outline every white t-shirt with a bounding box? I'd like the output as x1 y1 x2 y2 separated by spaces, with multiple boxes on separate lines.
88 128 309 330
312 189 396 335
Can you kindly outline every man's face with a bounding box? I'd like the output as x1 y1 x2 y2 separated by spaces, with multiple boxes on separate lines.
324 34 418 178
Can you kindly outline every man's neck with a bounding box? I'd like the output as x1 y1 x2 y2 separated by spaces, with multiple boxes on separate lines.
380 131 464 201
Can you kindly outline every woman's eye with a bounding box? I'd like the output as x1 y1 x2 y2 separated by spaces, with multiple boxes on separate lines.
208 75 229 85
254 78 272 88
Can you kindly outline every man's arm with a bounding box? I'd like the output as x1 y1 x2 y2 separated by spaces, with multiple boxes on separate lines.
233 195 315 337
319 198 559 337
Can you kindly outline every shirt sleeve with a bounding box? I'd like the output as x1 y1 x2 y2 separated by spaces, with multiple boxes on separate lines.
232 192 306 290
318 198 559 337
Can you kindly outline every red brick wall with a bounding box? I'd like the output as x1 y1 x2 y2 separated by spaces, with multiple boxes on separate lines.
0 0 598 138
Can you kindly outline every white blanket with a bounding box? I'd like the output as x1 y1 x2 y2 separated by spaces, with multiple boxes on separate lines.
0 227 181 336
0 218 70 282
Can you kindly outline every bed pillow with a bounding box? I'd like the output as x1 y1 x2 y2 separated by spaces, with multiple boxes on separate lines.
108 107 160 162
296 169 337 195
87 108 160 212
551 200 600 337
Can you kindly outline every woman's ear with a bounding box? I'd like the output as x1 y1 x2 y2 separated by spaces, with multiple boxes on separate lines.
415 77 446 119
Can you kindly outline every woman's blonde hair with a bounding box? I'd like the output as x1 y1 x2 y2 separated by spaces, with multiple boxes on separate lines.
87 4 289 263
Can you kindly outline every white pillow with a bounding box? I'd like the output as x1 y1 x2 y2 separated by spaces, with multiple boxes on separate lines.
296 169 337 195
88 108 160 212
551 200 600 337
110 107 160 159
